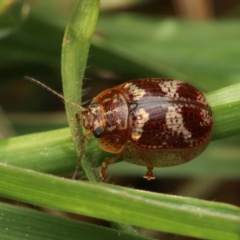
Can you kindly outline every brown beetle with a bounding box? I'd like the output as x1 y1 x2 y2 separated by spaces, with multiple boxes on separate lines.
25 77 213 180
82 78 213 180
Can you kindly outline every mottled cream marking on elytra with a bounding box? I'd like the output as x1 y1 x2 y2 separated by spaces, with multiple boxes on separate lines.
196 93 208 105
199 108 212 127
159 80 180 98
166 105 192 141
124 83 146 101
131 108 149 141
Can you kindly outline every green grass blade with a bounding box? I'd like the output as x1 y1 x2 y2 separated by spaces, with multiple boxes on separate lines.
0 128 77 175
0 202 148 240
207 82 240 140
0 164 239 240
61 0 100 182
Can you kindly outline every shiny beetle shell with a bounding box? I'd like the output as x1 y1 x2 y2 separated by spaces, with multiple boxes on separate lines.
82 78 213 180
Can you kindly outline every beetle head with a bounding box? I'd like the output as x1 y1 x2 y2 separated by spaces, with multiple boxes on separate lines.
82 102 104 138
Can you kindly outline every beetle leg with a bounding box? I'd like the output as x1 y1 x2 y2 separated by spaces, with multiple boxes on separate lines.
143 167 155 181
100 154 121 180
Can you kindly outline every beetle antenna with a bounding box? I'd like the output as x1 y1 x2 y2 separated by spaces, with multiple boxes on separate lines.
24 76 86 112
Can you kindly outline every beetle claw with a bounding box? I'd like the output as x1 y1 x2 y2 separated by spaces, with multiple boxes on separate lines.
143 167 155 181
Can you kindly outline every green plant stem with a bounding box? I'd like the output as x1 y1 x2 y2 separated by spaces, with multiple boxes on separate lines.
61 0 100 182
61 0 99 154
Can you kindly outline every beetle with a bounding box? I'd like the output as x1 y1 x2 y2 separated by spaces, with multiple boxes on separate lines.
25 77 213 180
81 78 213 180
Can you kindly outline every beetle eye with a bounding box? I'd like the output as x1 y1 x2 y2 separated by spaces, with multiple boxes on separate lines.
89 102 99 109
93 126 104 138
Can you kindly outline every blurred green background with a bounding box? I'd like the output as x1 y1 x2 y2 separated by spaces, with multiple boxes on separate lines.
0 1 240 239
